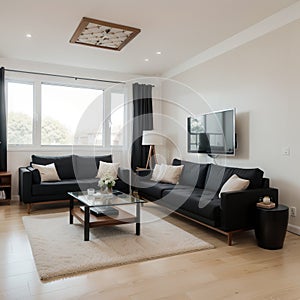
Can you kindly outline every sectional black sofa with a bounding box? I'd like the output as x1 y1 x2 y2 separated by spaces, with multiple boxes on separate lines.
19 154 130 213
135 158 278 245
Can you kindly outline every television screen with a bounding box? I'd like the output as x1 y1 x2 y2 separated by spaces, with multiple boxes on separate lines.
187 108 236 155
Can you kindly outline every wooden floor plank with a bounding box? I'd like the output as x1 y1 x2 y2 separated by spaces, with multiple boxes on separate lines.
0 200 299 299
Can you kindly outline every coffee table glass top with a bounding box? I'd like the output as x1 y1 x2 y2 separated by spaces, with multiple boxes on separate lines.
68 190 145 207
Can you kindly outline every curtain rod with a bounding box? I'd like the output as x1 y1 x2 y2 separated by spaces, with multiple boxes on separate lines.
134 82 155 87
6 68 126 85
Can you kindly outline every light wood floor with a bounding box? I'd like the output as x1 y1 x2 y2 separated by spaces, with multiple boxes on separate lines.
1 200 300 300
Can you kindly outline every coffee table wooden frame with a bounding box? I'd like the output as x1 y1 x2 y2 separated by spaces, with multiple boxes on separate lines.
69 196 141 241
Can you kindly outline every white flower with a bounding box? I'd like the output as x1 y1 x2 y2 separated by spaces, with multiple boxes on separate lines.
98 175 116 188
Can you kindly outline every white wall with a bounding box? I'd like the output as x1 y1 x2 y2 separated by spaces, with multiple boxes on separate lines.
162 19 300 231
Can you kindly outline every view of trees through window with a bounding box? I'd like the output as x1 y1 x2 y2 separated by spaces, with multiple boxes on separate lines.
41 84 103 145
7 82 33 144
7 80 125 147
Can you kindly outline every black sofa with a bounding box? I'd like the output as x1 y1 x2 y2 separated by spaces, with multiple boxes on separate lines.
19 154 130 213
135 158 278 245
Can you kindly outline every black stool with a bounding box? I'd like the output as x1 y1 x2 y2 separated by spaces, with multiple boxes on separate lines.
255 204 289 250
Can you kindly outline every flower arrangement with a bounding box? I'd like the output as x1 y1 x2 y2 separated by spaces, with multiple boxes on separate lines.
98 175 116 190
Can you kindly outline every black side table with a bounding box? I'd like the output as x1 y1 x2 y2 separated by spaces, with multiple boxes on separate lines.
255 204 289 250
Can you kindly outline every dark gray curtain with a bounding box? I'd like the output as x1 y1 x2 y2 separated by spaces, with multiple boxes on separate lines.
131 83 153 171
0 67 7 171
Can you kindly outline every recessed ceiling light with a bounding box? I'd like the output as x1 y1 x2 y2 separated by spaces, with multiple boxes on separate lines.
144 58 149 62
26 33 32 38
156 51 162 55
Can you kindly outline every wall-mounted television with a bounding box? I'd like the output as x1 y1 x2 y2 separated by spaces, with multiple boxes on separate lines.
187 108 236 156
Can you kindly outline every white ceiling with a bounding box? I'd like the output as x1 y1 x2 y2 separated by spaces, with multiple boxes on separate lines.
0 0 297 76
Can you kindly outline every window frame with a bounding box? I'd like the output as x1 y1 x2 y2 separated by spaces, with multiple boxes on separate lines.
6 75 126 151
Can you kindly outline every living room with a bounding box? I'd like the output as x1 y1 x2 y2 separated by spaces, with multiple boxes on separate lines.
1 0 300 298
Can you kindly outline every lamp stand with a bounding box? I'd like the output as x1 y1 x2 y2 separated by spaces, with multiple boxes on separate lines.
145 145 157 169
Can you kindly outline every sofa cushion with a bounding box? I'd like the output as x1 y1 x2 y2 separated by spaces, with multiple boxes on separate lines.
205 164 264 192
222 166 264 189
138 179 175 199
219 174 250 198
74 154 112 179
184 195 221 221
204 164 226 192
32 163 61 182
162 188 221 221
96 161 119 180
156 186 196 211
151 164 184 184
138 177 191 199
173 159 209 188
31 155 75 180
32 178 99 196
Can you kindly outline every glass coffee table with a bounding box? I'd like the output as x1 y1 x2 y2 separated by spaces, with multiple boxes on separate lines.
68 191 145 241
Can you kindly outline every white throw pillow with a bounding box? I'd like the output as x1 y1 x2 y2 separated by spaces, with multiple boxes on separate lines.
32 163 61 182
219 174 250 198
96 161 120 180
151 164 184 184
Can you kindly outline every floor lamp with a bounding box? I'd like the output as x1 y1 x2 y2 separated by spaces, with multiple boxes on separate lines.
142 130 162 169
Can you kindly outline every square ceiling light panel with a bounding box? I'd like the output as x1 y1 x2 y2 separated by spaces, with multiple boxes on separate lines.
70 17 141 51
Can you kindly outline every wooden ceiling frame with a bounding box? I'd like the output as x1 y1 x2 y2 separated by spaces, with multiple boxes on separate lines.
70 17 141 51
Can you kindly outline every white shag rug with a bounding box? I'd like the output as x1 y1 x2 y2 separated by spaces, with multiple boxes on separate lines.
23 209 213 281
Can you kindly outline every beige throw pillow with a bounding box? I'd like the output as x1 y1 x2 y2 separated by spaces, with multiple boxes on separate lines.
32 163 61 182
96 161 120 180
151 164 184 184
219 174 250 198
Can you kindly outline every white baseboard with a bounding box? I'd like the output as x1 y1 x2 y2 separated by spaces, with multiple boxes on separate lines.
287 223 300 236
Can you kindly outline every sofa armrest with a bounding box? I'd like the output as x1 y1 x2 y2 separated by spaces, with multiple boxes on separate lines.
19 167 33 203
115 168 130 194
220 187 278 231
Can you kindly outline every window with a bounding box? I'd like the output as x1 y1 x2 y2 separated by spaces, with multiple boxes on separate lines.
7 82 33 145
110 92 125 146
7 78 126 148
41 84 103 145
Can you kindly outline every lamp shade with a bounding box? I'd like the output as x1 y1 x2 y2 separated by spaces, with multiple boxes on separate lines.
142 130 163 145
